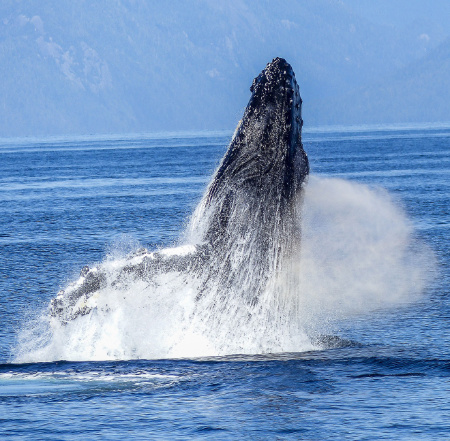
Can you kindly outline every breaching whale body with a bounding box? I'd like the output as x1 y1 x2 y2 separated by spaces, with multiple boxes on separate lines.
49 58 310 356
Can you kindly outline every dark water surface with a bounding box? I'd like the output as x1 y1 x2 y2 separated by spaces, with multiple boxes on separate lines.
0 126 449 439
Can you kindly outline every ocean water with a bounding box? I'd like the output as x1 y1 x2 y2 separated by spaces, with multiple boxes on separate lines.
0 126 449 439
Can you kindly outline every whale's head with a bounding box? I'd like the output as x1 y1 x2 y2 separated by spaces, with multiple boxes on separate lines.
247 57 307 186
195 58 309 249
208 57 308 204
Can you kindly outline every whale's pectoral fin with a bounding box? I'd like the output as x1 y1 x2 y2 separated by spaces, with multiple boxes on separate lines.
50 245 210 323
50 267 107 323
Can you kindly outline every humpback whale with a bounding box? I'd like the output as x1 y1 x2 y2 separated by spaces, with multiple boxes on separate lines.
50 58 309 334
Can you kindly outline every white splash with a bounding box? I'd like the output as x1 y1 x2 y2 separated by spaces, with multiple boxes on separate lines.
14 176 431 362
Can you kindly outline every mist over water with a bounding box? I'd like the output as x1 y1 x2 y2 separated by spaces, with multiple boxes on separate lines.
299 176 429 326
14 175 430 363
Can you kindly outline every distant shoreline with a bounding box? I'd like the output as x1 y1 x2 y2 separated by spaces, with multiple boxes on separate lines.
1 121 450 146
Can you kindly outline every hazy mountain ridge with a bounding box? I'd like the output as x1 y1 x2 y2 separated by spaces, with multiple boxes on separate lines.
319 36 450 125
0 0 448 136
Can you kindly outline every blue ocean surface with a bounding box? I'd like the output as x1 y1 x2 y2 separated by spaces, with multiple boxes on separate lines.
0 126 449 439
